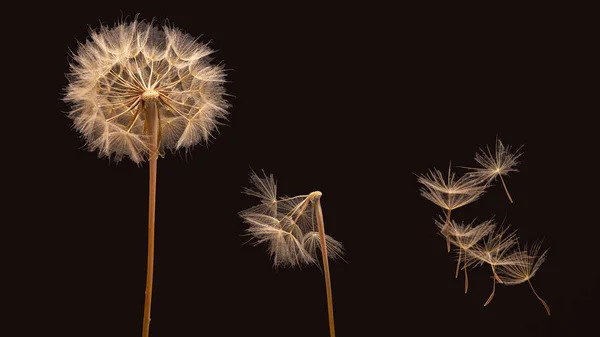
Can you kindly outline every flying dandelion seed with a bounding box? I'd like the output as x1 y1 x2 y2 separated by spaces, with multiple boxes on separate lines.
418 164 485 251
418 138 550 316
467 226 520 306
240 171 343 337
437 218 495 293
63 18 229 337
465 137 523 203
496 241 551 315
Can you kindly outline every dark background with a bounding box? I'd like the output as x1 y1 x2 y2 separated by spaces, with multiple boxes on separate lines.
7 4 597 337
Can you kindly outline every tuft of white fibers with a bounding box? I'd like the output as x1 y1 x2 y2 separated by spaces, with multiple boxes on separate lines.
465 137 523 202
418 167 486 212
466 225 520 268
496 241 548 286
437 218 496 255
64 19 228 163
239 171 344 268
468 138 523 183
496 240 551 315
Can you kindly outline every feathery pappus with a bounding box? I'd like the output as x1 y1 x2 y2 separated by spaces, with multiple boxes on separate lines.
240 171 343 336
240 171 343 268
64 19 228 163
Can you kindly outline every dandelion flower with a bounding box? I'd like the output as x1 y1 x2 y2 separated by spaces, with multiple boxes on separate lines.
437 218 495 293
240 171 343 337
419 164 485 251
496 241 551 315
466 137 523 203
467 226 520 306
63 18 229 337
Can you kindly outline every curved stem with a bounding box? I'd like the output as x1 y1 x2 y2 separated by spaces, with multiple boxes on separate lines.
498 174 513 203
142 100 160 337
484 265 497 306
492 265 503 283
314 197 336 337
528 279 551 315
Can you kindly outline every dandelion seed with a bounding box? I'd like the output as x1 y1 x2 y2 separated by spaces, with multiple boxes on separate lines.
465 137 523 203
63 18 229 337
467 225 520 306
437 218 495 293
240 171 343 337
419 164 485 251
496 241 551 315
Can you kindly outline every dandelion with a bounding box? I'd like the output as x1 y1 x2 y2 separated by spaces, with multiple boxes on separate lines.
467 226 520 306
419 164 485 251
465 137 523 203
437 218 495 293
240 171 343 337
496 241 551 315
63 18 228 337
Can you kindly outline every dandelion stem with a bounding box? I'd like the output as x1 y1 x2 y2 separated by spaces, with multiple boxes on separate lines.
314 196 336 337
527 279 551 315
492 265 503 283
484 276 495 306
455 248 462 278
463 250 468 293
444 209 452 252
142 100 160 337
498 174 513 203
484 265 497 306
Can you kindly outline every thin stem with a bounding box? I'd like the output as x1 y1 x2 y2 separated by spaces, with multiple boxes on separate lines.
463 250 468 293
527 279 551 315
455 248 462 278
484 276 496 306
498 174 513 203
492 265 503 283
484 265 496 306
142 100 160 337
444 209 452 252
314 196 336 337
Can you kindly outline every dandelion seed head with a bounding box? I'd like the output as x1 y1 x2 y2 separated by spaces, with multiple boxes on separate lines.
240 172 344 268
467 225 519 267
496 241 549 285
468 138 522 183
64 18 229 163
437 218 496 251
419 168 485 211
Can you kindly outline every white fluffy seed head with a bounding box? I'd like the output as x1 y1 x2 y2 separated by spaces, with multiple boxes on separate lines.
496 241 549 285
240 171 344 268
64 18 229 163
418 167 486 211
467 138 523 183
467 225 520 267
436 218 496 251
